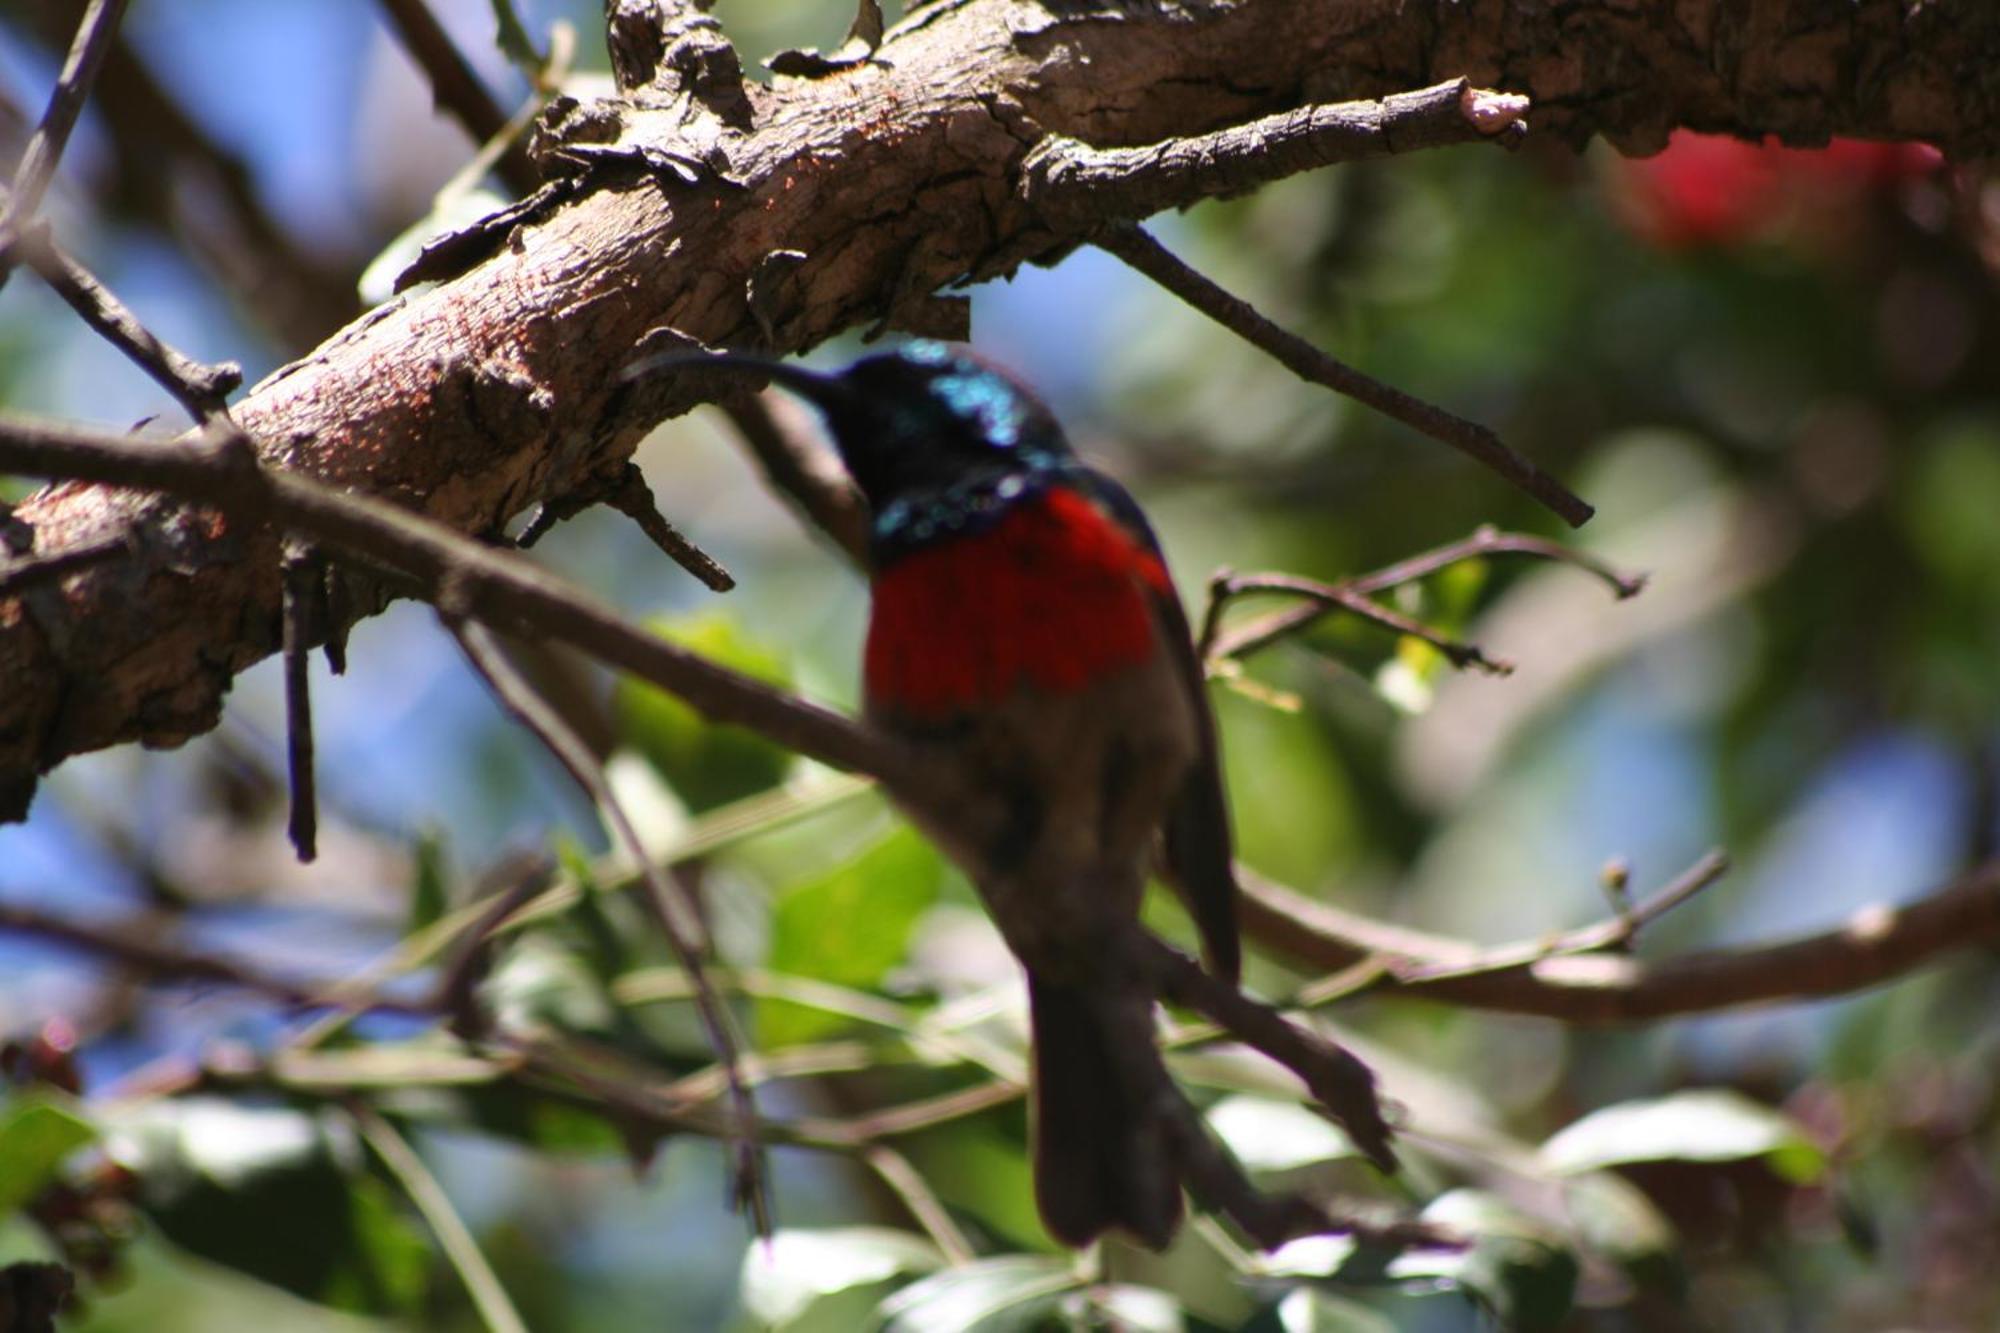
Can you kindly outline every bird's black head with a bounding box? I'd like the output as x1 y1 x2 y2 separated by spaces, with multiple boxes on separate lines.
640 341 1072 511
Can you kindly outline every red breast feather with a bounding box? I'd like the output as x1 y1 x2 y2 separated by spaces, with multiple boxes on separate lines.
865 488 1172 719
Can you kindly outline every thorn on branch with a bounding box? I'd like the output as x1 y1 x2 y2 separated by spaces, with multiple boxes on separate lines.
1096 223 1593 528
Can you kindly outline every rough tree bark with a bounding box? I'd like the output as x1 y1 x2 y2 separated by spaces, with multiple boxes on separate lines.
2 0 1995 819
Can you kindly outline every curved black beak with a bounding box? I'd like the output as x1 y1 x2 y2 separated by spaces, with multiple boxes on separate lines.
621 350 860 415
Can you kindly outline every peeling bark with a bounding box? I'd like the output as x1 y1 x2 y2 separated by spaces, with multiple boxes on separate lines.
3 0 1995 819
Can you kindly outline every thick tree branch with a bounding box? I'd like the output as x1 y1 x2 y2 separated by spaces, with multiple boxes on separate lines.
2 0 1992 816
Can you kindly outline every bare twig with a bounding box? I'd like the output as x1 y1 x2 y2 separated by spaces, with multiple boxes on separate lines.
1383 849 1731 985
0 0 132 278
863 1144 976 1266
1096 223 1593 528
1022 80 1527 230
372 0 539 195
1132 934 1395 1172
439 604 770 1236
720 393 871 565
1242 859 2000 1022
350 1100 531 1333
9 220 241 421
0 413 911 787
9 12 360 349
433 851 557 1034
0 900 425 1018
518 462 734 592
280 541 319 863
1205 525 1646 664
1214 571 1515 676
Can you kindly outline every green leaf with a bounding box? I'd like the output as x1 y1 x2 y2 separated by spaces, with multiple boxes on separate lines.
760 828 942 1047
106 1098 428 1315
408 826 450 932
1205 1094 1356 1173
877 1255 1077 1333
482 936 617 1036
1561 1171 1682 1294
740 1226 942 1330
1255 1235 1360 1279
615 614 796 813
1390 1190 1577 1331
902 1127 1044 1251
0 1093 97 1214
1539 1089 1827 1183
1087 1284 1183 1332
1276 1288 1398 1333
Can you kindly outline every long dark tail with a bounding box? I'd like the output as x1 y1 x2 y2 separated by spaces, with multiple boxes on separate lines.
1028 974 1184 1250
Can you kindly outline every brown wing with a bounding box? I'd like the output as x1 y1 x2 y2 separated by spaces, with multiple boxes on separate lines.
1079 470 1241 983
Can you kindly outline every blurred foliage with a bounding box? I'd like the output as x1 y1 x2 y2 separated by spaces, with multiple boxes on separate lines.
3 1 2000 1331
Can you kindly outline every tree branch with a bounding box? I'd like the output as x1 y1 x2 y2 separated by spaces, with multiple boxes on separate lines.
1020 80 1526 230
1240 860 2000 1022
1096 222 1592 528
0 0 131 279
1 0 1990 815
372 0 539 196
0 414 911 791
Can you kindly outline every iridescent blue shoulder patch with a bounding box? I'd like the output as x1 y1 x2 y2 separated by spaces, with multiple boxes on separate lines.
927 369 1026 448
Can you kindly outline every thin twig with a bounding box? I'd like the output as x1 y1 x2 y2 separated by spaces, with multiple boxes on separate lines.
0 413 910 787
1240 858 2000 1022
372 0 540 195
519 462 734 591
1021 80 1528 231
1218 571 1515 675
719 393 871 566
0 0 133 278
439 603 770 1236
433 850 558 1035
350 1101 531 1333
280 541 319 862
1206 525 1646 664
0 901 426 1018
1383 848 1731 985
1131 934 1396 1173
1096 223 1592 528
9 220 241 421
862 1144 977 1266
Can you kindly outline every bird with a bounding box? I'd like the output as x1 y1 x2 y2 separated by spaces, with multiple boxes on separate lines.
649 340 1241 1250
